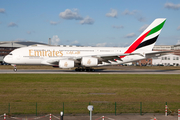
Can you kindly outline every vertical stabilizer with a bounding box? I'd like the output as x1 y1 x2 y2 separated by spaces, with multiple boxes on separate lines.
123 18 166 55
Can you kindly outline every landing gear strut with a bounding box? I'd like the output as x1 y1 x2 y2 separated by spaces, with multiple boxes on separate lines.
75 67 95 72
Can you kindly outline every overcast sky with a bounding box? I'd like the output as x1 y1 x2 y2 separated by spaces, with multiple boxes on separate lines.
0 0 180 47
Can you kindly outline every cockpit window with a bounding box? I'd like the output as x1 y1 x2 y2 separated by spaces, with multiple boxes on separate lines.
9 53 13 55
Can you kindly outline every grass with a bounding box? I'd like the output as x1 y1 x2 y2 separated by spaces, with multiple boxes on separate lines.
0 74 180 103
0 74 180 114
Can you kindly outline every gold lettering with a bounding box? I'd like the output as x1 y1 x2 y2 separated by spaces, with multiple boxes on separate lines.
45 51 48 56
29 50 64 57
29 49 33 56
60 51 63 56
70 51 73 54
42 50 45 56
48 51 52 56
34 51 42 56
55 51 60 56
76 51 80 54
53 50 55 56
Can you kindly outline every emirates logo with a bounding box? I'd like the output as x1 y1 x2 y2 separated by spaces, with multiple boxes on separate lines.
87 59 91 65
64 62 68 67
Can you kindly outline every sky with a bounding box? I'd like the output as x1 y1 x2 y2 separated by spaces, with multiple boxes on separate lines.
0 0 180 47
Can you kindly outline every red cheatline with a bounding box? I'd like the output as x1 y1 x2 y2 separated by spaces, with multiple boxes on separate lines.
120 30 151 58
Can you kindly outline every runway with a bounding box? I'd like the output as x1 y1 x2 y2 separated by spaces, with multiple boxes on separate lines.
0 69 180 74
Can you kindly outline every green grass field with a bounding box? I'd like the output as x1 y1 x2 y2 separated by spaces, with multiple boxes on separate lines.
0 74 180 103
0 74 180 114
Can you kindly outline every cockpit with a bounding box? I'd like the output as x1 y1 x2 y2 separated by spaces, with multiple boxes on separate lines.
3 52 13 64
8 53 13 55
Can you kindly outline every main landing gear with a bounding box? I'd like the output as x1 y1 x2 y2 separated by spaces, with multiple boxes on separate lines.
75 67 95 72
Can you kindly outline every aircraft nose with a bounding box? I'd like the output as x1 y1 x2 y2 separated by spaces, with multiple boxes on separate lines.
3 55 12 64
3 56 8 63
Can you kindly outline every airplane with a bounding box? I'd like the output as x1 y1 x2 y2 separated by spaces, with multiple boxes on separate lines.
4 18 168 72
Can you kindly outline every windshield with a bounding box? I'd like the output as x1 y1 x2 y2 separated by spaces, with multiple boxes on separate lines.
9 53 13 55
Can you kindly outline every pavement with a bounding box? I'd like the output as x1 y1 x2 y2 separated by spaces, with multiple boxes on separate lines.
0 69 180 74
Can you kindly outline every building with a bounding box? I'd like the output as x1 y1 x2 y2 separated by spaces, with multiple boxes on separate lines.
152 54 180 66
152 45 180 66
0 41 47 64
134 58 152 66
135 45 180 66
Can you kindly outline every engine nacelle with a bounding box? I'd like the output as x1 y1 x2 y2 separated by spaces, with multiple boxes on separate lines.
81 57 98 67
59 60 74 68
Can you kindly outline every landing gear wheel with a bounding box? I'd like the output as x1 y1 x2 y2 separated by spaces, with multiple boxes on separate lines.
75 67 95 72
89 69 95 72
75 68 80 71
13 68 17 72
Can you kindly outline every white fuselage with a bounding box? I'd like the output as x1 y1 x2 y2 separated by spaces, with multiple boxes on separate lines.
4 45 145 67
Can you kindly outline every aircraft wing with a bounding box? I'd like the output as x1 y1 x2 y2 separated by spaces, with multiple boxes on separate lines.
92 53 144 62
41 51 171 65
94 51 171 62
145 51 172 58
40 53 144 65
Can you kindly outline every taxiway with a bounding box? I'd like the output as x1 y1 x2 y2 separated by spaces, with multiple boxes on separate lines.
0 69 180 74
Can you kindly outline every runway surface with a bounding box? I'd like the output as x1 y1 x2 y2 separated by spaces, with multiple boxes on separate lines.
0 69 180 74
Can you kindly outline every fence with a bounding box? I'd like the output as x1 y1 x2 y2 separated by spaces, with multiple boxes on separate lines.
0 102 179 115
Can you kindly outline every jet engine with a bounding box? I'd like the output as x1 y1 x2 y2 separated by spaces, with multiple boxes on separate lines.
81 57 98 67
59 60 74 68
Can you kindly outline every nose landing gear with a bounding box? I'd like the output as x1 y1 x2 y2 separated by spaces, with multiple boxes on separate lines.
13 68 17 72
12 64 17 72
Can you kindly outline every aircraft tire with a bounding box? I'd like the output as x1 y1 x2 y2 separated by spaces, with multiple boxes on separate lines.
75 68 95 72
91 69 95 72
13 68 17 72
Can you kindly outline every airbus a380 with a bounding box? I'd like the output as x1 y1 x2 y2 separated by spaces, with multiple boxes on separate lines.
4 18 167 72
